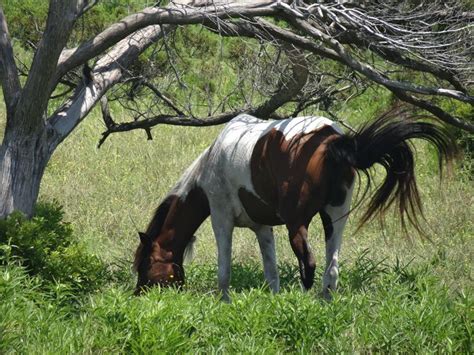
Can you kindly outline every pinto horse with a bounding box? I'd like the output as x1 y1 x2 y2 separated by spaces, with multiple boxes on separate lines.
133 112 454 298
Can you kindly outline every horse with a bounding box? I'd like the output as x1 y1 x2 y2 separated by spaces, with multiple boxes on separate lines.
133 111 455 299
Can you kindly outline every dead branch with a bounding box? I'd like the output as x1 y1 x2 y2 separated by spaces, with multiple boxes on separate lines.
255 46 309 117
285 15 473 105
97 110 244 147
141 81 185 116
96 43 310 146
56 0 285 79
207 16 473 131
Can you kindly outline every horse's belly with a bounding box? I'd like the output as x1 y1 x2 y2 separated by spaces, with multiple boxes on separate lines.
237 187 284 226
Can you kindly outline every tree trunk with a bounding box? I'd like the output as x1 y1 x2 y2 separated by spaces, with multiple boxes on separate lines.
0 125 50 218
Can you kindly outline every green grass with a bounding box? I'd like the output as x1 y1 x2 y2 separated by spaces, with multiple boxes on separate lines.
1 256 472 353
1 85 473 352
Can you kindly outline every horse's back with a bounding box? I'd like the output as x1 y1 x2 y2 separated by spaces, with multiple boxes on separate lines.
215 114 342 152
224 114 342 137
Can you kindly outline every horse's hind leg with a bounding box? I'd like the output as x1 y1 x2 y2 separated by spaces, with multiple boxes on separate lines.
210 209 234 302
320 183 354 299
253 225 280 293
287 223 316 291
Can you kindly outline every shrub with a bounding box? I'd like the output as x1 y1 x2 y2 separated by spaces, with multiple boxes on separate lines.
0 201 107 293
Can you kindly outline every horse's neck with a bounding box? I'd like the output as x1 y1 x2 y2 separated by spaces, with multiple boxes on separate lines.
155 152 210 261
171 148 209 196
156 185 210 262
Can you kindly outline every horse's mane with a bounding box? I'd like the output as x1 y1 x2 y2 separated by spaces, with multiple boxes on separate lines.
133 195 175 271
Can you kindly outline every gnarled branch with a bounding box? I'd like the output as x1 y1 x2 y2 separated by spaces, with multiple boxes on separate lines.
56 0 284 79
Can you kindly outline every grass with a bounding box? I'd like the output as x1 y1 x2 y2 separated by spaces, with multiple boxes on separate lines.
1 256 472 353
1 86 473 352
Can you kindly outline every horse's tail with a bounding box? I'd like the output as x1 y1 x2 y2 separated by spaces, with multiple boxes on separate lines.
327 110 456 232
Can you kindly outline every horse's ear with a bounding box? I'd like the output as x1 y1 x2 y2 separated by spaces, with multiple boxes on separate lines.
138 232 151 247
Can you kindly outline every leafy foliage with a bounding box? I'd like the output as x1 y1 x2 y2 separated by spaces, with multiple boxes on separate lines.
2 0 49 45
0 201 107 293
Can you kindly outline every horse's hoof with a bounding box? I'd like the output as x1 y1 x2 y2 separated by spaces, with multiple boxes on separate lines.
220 293 231 303
322 288 333 301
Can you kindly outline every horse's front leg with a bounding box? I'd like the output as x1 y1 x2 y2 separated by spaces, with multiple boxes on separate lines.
287 223 316 290
210 209 234 302
253 225 280 293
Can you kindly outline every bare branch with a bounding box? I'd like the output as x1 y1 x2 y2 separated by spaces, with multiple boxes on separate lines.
47 24 168 151
283 4 474 129
45 0 474 146
141 81 185 116
206 18 341 62
390 89 474 132
255 46 309 117
0 6 21 118
56 0 286 78
100 95 116 129
207 16 473 131
99 110 245 140
286 15 474 105
291 84 354 117
335 30 467 93
306 1 473 79
96 36 311 144
97 95 115 148
50 86 75 100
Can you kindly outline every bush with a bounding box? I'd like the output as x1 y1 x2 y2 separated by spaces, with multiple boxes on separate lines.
0 201 107 293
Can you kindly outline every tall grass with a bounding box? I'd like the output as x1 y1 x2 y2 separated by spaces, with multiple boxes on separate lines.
1 255 472 353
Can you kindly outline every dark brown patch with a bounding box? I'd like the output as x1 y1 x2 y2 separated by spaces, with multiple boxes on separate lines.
247 124 357 291
155 186 210 260
319 210 334 242
238 187 283 225
287 223 315 290
133 195 177 272
249 125 351 225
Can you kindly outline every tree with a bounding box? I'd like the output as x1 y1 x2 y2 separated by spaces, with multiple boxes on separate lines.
0 0 472 218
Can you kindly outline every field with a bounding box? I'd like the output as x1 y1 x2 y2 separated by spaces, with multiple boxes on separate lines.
1 89 473 352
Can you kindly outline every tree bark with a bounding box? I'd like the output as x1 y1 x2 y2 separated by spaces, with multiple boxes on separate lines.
0 126 50 217
0 1 84 218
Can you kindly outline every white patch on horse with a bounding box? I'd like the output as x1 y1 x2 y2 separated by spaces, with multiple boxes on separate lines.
321 181 354 300
170 148 210 199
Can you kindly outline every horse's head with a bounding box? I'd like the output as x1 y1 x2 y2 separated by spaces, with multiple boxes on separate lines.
133 232 184 295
